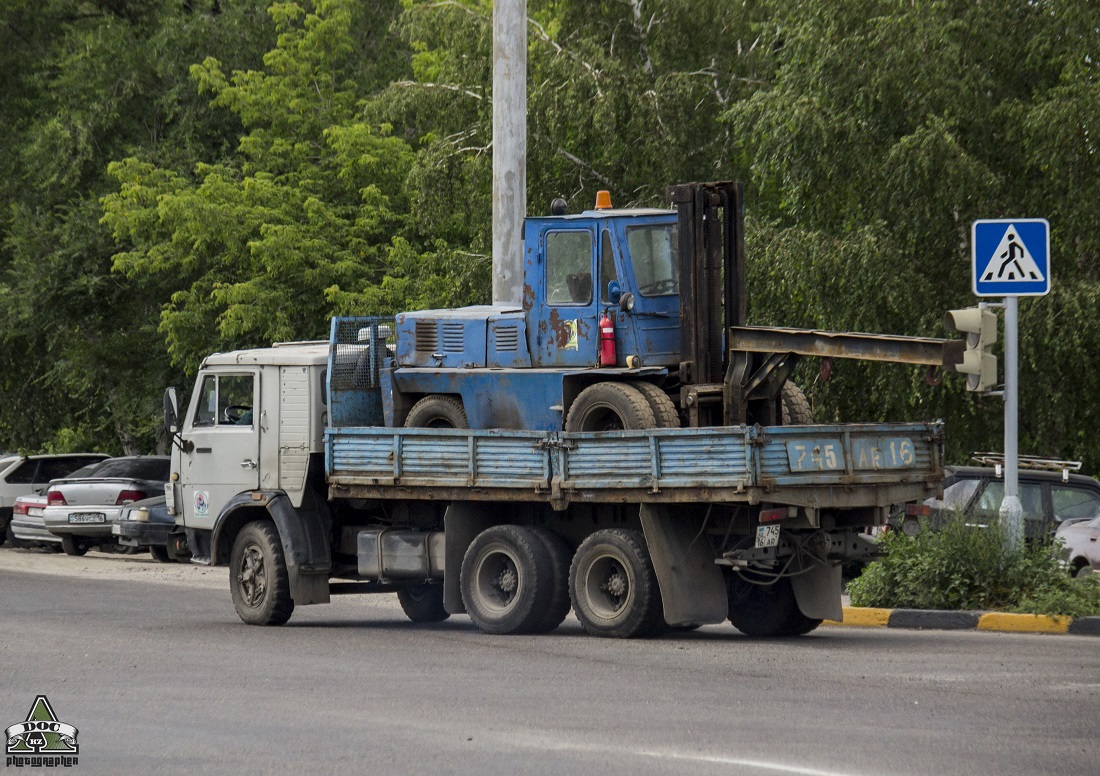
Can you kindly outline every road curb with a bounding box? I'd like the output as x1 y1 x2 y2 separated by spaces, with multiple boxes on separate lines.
823 607 1099 636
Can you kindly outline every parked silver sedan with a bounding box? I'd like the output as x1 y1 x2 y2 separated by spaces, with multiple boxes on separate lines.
42 456 171 556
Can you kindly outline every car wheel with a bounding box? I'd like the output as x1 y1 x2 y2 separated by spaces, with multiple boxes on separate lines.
1075 564 1096 579
149 544 172 563
60 536 88 557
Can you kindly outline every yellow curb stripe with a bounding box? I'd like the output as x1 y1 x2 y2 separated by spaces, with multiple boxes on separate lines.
976 613 1070 634
822 607 892 627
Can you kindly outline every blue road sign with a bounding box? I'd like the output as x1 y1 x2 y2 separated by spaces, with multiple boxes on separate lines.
972 219 1050 297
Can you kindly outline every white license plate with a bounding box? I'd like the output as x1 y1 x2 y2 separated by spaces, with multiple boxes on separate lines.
755 525 781 548
28 508 43 516
68 512 106 524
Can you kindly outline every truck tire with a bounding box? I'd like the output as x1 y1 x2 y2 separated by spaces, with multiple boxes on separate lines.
780 382 813 425
629 382 680 428
60 536 88 557
727 574 821 637
397 584 450 623
569 529 664 638
528 527 573 633
565 383 657 432
404 395 468 429
460 525 555 635
149 544 172 563
230 521 294 626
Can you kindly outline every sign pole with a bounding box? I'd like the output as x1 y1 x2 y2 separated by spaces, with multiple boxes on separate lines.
999 295 1022 550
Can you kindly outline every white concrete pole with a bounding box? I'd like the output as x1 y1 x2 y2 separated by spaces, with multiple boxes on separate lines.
492 0 527 307
999 295 1023 551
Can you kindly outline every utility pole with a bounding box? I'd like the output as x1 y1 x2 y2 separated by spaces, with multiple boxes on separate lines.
492 0 526 307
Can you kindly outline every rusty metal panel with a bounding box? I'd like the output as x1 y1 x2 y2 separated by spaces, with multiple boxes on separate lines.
655 432 751 485
753 423 941 489
563 436 654 488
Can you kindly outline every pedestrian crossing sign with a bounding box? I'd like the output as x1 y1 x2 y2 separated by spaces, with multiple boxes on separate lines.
972 219 1050 297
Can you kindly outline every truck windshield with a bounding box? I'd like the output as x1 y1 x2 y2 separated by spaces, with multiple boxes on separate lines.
627 224 678 297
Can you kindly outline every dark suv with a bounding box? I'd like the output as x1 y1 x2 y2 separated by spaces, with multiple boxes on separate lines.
922 456 1100 539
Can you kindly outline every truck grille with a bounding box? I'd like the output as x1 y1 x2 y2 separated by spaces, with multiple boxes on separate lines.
442 323 464 352
415 321 438 352
495 325 519 351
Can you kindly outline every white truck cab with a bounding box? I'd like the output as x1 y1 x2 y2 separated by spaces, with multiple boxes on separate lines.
167 342 329 536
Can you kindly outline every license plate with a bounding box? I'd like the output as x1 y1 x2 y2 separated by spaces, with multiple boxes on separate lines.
28 508 43 516
755 525 781 548
786 440 844 472
111 524 122 535
851 437 917 470
68 512 106 524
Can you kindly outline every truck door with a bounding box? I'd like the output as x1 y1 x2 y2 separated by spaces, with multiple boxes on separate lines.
179 371 260 531
530 223 598 367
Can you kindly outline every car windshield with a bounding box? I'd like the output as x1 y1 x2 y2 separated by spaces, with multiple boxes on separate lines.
92 458 170 481
627 224 678 297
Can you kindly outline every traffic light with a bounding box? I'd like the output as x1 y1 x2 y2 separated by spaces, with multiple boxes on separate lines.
944 307 998 392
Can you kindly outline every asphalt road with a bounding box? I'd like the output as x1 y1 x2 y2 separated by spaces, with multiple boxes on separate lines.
1 547 1097 776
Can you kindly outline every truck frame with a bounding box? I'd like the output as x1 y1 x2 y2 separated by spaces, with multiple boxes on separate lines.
164 182 958 639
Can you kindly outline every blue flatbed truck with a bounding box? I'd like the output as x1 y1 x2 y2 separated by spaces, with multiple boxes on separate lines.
164 182 960 638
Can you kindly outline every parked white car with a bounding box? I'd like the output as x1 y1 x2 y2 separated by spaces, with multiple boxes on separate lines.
1 453 109 545
42 456 171 556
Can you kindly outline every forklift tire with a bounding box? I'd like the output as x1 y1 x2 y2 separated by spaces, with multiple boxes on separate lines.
460 525 554 635
565 383 657 432
230 521 294 626
528 527 573 633
404 395 469 429
569 529 664 638
629 382 680 428
397 584 450 623
727 573 822 637
781 382 813 425
60 536 88 557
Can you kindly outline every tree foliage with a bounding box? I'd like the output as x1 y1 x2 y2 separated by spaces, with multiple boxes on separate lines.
1 0 1098 473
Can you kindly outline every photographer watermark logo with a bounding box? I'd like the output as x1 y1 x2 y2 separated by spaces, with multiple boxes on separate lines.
5 695 78 768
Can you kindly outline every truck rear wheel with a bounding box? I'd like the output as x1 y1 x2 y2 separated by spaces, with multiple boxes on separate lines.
569 529 664 638
780 382 813 425
565 383 657 432
230 521 294 626
460 525 554 635
528 527 573 633
629 382 680 428
397 584 450 623
404 395 468 429
727 574 821 637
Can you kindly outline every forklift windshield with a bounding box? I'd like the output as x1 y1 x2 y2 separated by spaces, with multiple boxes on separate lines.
627 224 679 296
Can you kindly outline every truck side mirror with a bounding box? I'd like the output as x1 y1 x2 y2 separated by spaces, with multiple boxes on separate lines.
163 387 179 433
607 280 621 304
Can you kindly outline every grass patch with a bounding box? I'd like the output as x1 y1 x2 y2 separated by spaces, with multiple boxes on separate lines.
847 514 1100 617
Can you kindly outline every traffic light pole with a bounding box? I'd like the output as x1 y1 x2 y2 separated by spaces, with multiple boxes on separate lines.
999 295 1023 550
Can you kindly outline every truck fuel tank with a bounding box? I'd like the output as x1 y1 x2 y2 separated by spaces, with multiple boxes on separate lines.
357 529 445 581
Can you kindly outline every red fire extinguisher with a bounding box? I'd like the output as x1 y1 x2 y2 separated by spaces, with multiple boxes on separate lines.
599 309 616 367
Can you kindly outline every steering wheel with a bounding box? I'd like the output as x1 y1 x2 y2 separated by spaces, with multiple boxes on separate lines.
222 405 251 424
637 278 677 295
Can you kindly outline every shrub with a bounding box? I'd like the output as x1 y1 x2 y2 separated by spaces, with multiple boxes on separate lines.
847 514 1100 616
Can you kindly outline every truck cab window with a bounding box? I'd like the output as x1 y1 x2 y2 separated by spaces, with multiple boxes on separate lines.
600 230 619 303
627 224 679 297
193 374 254 427
546 230 593 306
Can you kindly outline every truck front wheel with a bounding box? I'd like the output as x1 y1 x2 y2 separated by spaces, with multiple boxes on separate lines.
569 529 663 638
565 383 657 432
230 521 294 626
460 525 554 635
397 584 449 623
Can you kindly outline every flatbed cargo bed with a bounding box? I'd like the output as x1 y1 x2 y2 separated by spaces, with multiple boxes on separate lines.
326 421 944 509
